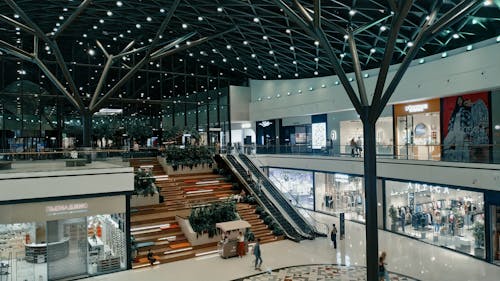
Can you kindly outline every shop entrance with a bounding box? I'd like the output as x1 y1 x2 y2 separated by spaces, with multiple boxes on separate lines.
47 218 87 281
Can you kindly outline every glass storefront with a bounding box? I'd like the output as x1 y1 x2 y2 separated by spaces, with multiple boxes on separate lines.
0 197 126 281
394 99 441 160
385 180 485 258
315 172 365 222
268 168 314 209
339 117 393 155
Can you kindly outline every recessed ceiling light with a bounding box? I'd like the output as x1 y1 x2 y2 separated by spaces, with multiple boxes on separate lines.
335 81 340 85
348 77 354 82
314 40 319 46
182 23 188 29
496 35 500 42
243 40 249 45
370 48 376 53
257 65 262 69
226 44 231 49
263 35 268 40
217 7 223 12
253 17 260 23
340 53 346 58
136 23 141 29
314 57 319 62
380 26 387 31
106 11 113 16
363 73 369 78
198 16 203 21
452 33 460 39
407 41 414 47
286 29 291 34
466 45 473 51
269 50 274 55
484 0 493 6
99 19 104 24
116 1 123 7
146 17 152 22
88 49 95 56
295 73 299 77
160 8 165 13
343 34 348 40
321 84 326 88
441 52 448 58
292 60 297 64
274 63 278 67
289 46 295 51
251 53 256 58
263 76 267 79
419 58 425 64
278 74 282 79
349 9 357 16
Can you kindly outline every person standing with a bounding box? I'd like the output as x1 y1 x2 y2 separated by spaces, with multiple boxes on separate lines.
253 238 262 270
378 251 389 281
330 224 338 249
147 249 156 266
237 231 245 258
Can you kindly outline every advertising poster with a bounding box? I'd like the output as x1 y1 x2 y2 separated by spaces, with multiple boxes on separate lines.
442 92 490 162
312 122 326 149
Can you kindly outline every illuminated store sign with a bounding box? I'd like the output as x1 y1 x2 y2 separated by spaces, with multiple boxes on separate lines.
404 103 428 113
46 203 89 216
258 121 272 127
391 182 450 196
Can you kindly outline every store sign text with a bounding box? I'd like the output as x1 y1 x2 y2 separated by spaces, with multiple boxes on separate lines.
46 203 89 216
391 183 450 196
404 103 428 113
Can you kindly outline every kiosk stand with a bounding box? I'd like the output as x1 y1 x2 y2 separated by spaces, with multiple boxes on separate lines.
216 220 251 259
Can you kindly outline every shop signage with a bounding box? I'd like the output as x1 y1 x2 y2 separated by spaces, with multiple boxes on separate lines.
391 182 450 196
404 103 428 113
46 203 89 216
258 121 272 127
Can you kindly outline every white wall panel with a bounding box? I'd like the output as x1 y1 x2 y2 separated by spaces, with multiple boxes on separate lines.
0 167 134 201
249 43 500 121
229 85 251 122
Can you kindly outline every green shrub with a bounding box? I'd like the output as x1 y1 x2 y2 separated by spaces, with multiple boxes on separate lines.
188 199 237 238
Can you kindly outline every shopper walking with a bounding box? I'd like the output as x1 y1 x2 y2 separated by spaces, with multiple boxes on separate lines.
147 249 156 266
330 224 338 249
378 251 389 281
253 238 262 270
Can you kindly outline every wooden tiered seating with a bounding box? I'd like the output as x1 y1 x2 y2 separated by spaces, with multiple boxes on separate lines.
237 203 285 244
129 158 241 268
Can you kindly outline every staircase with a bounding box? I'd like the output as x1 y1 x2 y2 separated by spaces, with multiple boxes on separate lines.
236 203 283 244
129 158 241 268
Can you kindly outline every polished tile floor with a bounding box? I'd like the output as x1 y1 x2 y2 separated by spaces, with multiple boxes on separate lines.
86 212 500 281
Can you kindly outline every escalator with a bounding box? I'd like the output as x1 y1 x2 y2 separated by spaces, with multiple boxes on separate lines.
223 154 309 242
238 154 325 238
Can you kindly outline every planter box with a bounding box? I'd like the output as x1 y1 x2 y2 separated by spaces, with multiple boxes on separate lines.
130 193 160 207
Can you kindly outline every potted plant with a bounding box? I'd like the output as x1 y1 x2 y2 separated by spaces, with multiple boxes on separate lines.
388 205 398 231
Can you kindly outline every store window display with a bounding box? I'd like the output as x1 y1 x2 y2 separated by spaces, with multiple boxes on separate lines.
385 180 485 258
339 117 393 155
268 168 314 209
315 172 365 222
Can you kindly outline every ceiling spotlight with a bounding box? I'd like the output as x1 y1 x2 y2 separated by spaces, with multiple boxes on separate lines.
340 53 346 58
257 65 262 69
348 77 354 82
287 91 291 95
334 81 340 85
263 35 268 40
370 48 376 53
452 33 460 39
289 46 295 51
217 7 223 12
349 9 357 16
243 40 249 45
88 49 95 56
466 45 473 51
441 52 448 58
295 73 299 77
419 58 425 64
251 53 256 58
314 57 319 62
253 17 260 23
407 41 414 47
222 58 227 62
135 23 141 29
226 44 232 49
198 16 203 21
116 1 123 7
269 50 274 55
146 17 152 22
286 29 291 34
321 84 326 88
292 60 297 65
99 19 104 24
182 23 188 29
160 8 165 13
484 0 493 6
106 11 113 16
274 63 278 67
263 76 267 79
243 66 247 70
380 25 387 31
276 94 281 98
309 87 313 91
343 34 349 40
363 73 369 78
278 74 282 78
496 35 500 42
314 40 320 46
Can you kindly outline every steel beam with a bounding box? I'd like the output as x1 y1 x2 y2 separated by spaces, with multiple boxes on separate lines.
96 40 110 58
151 28 237 61
354 14 392 35
34 57 81 109
5 0 84 109
370 0 413 112
313 0 321 28
375 0 482 119
0 39 34 61
293 0 313 23
0 14 36 36
151 32 197 59
272 0 317 38
90 0 181 112
387 0 397 11
90 56 114 109
53 0 92 39
347 31 368 105
314 27 361 113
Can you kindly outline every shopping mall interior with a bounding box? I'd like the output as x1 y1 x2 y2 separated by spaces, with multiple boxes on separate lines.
0 1 499 281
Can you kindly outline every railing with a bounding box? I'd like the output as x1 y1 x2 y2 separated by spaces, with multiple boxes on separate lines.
235 143 500 164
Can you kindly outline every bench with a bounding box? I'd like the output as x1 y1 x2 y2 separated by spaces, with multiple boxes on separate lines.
0 161 12 170
65 159 87 167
